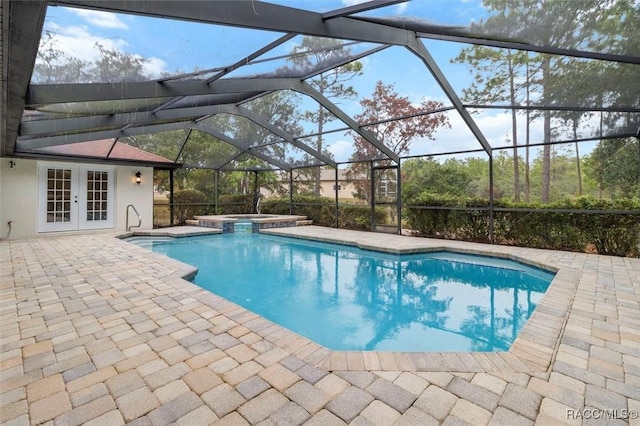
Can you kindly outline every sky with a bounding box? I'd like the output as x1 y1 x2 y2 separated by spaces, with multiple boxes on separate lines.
38 0 601 163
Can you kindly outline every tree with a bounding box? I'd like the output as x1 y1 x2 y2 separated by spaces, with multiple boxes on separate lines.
224 91 304 197
546 60 601 196
242 91 304 163
33 32 91 83
487 1 603 202
345 81 449 202
402 158 472 202
584 138 640 199
452 46 529 201
124 130 189 161
33 34 150 84
461 0 638 203
407 148 607 203
288 37 362 195
91 43 148 82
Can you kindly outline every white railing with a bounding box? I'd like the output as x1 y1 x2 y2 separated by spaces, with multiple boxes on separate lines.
126 204 142 231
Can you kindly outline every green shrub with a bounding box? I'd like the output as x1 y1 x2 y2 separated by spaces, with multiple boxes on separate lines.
263 195 334 226
218 194 253 214
406 195 640 257
567 197 640 256
405 194 490 241
293 195 336 226
261 198 291 215
262 196 386 231
338 204 386 231
173 189 207 224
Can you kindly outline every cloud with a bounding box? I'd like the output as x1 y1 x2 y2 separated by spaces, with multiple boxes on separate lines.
341 0 409 14
72 9 129 30
409 110 547 158
44 22 127 62
328 139 354 162
42 22 167 78
320 109 593 163
341 0 369 6
142 57 168 78
408 109 604 160
394 2 409 14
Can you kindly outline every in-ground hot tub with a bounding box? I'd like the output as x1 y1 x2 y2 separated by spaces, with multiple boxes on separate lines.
193 214 309 233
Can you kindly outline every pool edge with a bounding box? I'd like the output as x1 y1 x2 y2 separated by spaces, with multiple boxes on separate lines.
117 225 576 374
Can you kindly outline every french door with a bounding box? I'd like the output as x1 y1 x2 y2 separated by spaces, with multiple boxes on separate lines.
38 163 115 232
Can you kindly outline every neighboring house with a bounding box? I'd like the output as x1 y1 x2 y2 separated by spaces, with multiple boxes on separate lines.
264 168 396 201
317 168 363 200
261 168 361 200
0 139 175 239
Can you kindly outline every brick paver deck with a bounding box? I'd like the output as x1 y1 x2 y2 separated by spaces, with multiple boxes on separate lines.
1 226 639 425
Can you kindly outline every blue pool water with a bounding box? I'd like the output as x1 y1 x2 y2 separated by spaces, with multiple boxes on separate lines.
127 233 554 352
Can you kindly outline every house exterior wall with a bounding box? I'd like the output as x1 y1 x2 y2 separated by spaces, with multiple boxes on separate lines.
0 158 153 239
318 179 361 200
262 169 365 201
0 158 38 239
114 164 154 233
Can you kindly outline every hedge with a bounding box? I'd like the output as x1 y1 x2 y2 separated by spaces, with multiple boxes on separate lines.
174 191 638 256
262 196 386 231
405 195 640 257
172 189 209 224
218 194 254 214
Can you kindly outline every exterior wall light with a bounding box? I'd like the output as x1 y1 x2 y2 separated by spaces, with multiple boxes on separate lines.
135 171 142 185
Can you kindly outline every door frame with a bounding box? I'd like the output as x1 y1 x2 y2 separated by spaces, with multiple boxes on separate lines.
371 162 401 234
38 162 115 233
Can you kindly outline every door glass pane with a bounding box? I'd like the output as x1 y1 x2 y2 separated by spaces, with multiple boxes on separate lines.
85 170 109 222
46 168 72 223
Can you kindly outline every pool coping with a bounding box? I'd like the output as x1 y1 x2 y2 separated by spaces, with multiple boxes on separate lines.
120 225 580 374
121 225 222 239
261 228 575 374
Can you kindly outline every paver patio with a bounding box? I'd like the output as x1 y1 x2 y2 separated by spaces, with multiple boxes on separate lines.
1 226 639 425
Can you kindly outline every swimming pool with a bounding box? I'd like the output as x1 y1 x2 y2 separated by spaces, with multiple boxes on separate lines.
126 233 554 352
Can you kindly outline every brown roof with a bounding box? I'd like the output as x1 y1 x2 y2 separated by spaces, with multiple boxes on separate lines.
37 139 174 164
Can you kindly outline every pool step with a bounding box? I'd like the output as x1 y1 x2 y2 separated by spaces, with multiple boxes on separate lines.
296 220 313 226
123 236 173 249
185 219 199 226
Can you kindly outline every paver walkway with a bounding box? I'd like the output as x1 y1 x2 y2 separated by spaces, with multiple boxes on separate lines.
1 226 639 425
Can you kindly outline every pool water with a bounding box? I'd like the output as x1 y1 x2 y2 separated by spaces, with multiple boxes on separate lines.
127 233 554 352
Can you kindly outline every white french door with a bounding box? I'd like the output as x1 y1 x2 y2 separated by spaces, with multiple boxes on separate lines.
38 163 115 232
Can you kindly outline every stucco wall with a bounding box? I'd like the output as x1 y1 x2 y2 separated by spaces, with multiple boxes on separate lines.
115 165 154 232
319 180 361 200
0 158 154 239
0 158 38 239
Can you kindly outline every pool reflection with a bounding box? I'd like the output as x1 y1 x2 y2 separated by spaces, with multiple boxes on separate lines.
147 234 553 352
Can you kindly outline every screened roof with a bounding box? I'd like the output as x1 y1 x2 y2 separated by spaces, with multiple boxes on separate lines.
2 0 639 170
